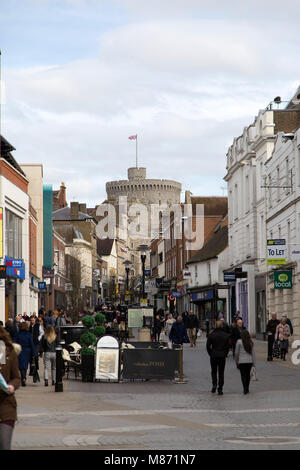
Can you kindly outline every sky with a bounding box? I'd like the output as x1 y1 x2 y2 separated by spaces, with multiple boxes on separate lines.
1 0 300 206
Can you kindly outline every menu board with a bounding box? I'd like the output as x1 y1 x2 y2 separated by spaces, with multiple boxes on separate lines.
128 308 153 328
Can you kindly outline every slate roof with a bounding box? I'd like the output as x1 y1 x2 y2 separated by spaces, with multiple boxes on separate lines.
187 225 228 264
191 196 228 216
52 206 93 221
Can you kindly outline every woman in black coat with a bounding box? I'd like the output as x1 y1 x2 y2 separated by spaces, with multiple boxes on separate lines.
14 322 36 387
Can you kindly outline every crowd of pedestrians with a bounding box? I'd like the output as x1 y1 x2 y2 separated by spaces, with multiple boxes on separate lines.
0 303 295 450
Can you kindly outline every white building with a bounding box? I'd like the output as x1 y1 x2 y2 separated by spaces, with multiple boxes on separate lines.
224 90 300 336
265 127 300 339
0 136 30 322
186 223 229 328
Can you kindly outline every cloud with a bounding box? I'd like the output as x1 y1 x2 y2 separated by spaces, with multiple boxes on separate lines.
1 8 300 207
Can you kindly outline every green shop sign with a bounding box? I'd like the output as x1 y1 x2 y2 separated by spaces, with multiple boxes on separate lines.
274 270 292 289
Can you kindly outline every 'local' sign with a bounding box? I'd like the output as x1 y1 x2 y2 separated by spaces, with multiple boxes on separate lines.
274 270 292 289
267 239 286 265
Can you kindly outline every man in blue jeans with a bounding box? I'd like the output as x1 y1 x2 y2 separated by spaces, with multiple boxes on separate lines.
206 320 230 395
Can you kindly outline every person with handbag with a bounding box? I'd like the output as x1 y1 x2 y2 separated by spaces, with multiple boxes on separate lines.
41 326 59 386
275 316 291 361
235 330 256 395
0 327 21 450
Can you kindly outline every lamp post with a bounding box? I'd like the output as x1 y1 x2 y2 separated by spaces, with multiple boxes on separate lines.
137 244 150 301
123 260 132 304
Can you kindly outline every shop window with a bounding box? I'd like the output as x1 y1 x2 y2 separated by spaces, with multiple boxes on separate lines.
5 210 22 259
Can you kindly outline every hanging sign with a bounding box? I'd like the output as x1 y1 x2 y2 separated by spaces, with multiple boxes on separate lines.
267 239 286 265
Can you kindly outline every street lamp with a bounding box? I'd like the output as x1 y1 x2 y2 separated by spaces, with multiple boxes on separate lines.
137 244 150 301
123 260 132 303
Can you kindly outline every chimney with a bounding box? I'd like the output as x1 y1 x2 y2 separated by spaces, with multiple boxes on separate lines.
70 202 79 220
79 203 87 214
59 182 67 208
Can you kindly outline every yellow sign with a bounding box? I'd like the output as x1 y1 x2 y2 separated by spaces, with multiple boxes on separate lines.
0 208 3 259
267 259 286 265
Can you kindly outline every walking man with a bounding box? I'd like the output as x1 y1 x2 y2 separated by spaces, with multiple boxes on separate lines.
206 320 230 395
185 310 200 348
266 312 280 361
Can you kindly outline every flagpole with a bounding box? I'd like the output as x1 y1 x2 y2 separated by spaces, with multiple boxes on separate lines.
136 134 138 168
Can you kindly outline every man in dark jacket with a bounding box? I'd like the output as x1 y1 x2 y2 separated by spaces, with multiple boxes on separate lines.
266 312 280 361
185 310 200 348
206 321 230 395
169 316 190 347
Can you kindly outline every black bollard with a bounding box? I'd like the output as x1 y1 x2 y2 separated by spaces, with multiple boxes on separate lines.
55 345 63 392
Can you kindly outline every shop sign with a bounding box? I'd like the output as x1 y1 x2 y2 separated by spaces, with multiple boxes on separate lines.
191 289 214 301
183 270 192 279
267 239 286 265
38 282 47 291
224 272 235 282
43 267 54 278
5 258 25 280
171 290 182 298
274 271 292 289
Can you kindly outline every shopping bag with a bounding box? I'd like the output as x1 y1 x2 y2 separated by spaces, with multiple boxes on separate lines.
197 329 202 337
273 340 281 358
250 366 258 381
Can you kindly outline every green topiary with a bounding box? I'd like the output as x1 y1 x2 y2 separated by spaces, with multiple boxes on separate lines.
80 331 97 348
95 313 106 326
94 325 106 337
82 315 95 329
81 347 95 356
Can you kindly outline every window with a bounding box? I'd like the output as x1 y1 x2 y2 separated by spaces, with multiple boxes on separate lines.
245 175 249 212
277 166 280 201
260 214 264 259
5 210 22 259
159 252 163 264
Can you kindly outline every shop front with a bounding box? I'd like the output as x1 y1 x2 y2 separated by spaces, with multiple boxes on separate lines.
190 286 228 329
5 257 26 320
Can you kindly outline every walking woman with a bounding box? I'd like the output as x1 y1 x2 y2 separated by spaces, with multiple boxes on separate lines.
275 316 291 361
0 326 21 450
235 330 256 395
41 326 59 386
14 322 36 387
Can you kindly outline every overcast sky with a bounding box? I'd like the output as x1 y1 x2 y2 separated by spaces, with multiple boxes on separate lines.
1 0 300 206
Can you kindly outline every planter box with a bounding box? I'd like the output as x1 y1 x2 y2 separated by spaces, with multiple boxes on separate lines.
81 354 95 382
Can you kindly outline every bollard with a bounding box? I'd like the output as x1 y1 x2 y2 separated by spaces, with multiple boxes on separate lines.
173 345 188 384
55 345 63 392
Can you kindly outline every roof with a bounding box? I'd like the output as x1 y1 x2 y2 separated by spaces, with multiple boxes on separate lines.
53 224 84 244
0 135 26 177
52 206 93 221
97 238 114 256
191 196 228 216
187 225 228 264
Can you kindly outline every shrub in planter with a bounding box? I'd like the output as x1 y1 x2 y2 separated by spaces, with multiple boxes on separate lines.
82 315 95 329
94 325 106 338
80 322 97 383
95 313 106 326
